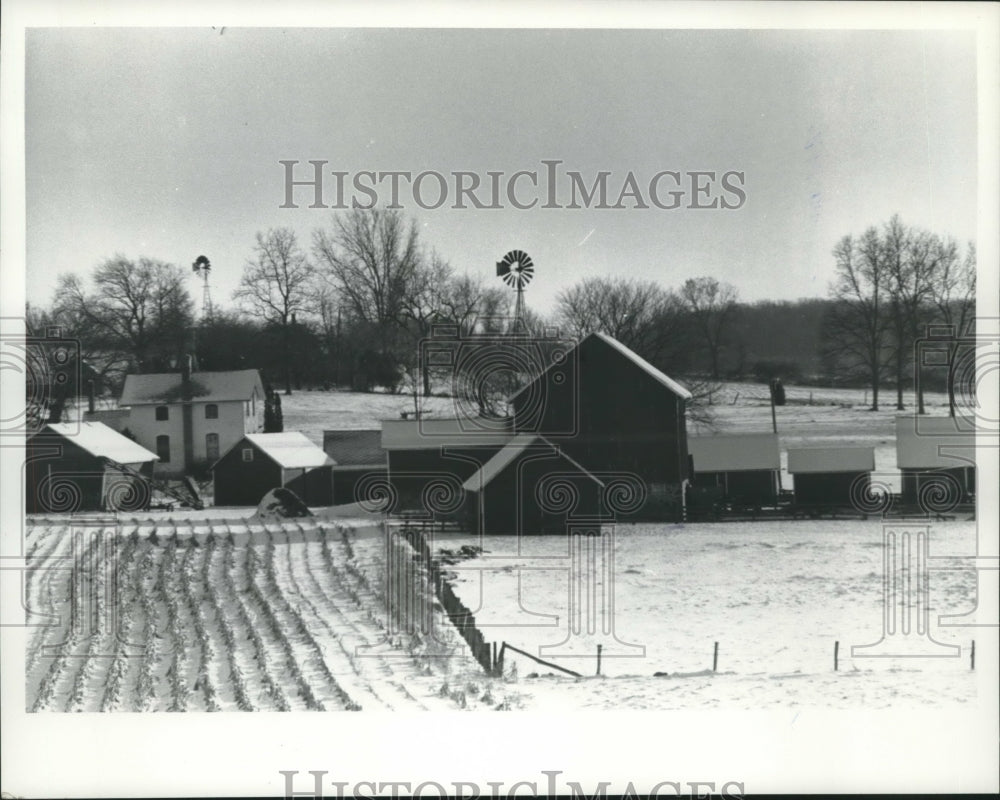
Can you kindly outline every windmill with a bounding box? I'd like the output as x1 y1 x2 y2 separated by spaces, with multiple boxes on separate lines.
191 255 213 320
495 249 534 331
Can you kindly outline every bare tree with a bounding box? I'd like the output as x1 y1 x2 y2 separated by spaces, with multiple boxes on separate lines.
680 276 739 379
234 228 314 394
401 252 455 397
821 230 890 410
930 240 976 417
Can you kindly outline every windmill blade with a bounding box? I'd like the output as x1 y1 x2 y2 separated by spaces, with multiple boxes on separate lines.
496 261 510 277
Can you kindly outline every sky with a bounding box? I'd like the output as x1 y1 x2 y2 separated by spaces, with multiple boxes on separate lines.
24 26 978 318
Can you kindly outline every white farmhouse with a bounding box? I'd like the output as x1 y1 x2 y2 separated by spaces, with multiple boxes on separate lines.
118 367 265 476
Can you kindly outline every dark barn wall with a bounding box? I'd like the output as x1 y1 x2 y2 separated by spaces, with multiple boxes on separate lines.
387 446 505 514
514 335 688 490
25 434 106 513
793 472 868 506
901 467 975 505
286 465 333 506
213 442 283 506
695 470 778 506
333 468 388 506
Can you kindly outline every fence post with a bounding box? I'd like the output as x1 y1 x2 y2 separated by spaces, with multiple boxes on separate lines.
713 641 718 672
971 640 975 671
596 644 603 676
834 640 839 671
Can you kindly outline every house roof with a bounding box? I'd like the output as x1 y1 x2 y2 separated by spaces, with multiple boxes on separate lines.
40 422 159 464
241 432 333 470
462 433 604 493
787 446 875 474
323 429 385 468
381 418 514 450
896 415 977 469
689 433 780 472
119 369 263 405
509 331 692 403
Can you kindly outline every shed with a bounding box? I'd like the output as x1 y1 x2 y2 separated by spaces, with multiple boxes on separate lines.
509 331 691 517
456 434 605 534
787 446 875 507
688 433 781 507
322 429 388 505
212 432 333 507
25 422 158 513
895 416 976 506
381 418 512 514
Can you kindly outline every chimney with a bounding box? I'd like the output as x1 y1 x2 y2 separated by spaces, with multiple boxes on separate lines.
87 380 95 414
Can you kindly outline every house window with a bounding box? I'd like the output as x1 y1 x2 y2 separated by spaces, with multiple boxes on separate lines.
242 448 254 462
206 433 220 461
245 401 250 417
156 435 171 463
155 406 169 421
205 404 219 420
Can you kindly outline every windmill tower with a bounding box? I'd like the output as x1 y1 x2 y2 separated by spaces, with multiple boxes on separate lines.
191 255 213 320
495 249 534 332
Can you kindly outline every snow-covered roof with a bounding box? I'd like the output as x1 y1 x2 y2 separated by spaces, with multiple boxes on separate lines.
120 369 263 405
689 433 780 472
381 418 513 450
787 446 875 474
40 422 158 464
242 432 333 469
462 433 603 493
895 415 977 469
323 429 385 468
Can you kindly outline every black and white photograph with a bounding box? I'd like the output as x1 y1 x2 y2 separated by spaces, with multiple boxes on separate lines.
2 1 998 796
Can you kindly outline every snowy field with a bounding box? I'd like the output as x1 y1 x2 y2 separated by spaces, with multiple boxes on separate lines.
432 520 981 710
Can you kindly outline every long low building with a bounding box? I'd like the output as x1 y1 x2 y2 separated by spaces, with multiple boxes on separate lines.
787 446 875 508
896 415 976 507
688 432 781 507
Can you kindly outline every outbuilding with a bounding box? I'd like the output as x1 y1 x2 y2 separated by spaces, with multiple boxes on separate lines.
688 432 781 507
212 432 332 507
25 422 158 513
322 429 388 505
787 446 875 508
895 415 976 508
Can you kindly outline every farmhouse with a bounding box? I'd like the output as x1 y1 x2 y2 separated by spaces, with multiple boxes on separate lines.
25 422 158 513
688 432 781 507
381 418 512 514
212 432 332 507
896 415 976 507
458 433 605 534
322 429 388 506
787 446 875 508
119 366 265 476
510 331 691 516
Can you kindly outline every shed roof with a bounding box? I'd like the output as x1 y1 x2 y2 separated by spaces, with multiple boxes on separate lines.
40 422 158 464
787 446 875 474
120 369 263 405
895 415 977 469
323 429 385 468
240 432 333 469
689 433 780 472
462 433 603 493
381 418 514 450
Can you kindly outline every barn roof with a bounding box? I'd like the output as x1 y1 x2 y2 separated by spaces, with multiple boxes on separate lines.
40 422 158 464
689 433 780 472
787 446 875 474
895 415 977 469
381 418 514 450
323 429 385 468
119 369 263 405
462 433 603 493
241 432 333 469
509 331 692 403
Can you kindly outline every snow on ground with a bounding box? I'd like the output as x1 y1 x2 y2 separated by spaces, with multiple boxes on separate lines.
431 520 980 710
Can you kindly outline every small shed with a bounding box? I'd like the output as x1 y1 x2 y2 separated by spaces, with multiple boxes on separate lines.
25 422 158 513
457 433 605 534
787 446 875 507
322 429 388 505
213 432 333 507
896 415 976 506
688 433 781 507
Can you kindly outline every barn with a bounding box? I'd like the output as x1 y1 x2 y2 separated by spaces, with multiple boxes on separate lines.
688 432 781 508
212 432 333 507
896 415 976 508
457 433 606 534
25 422 158 513
510 331 691 518
322 429 388 506
787 446 875 508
